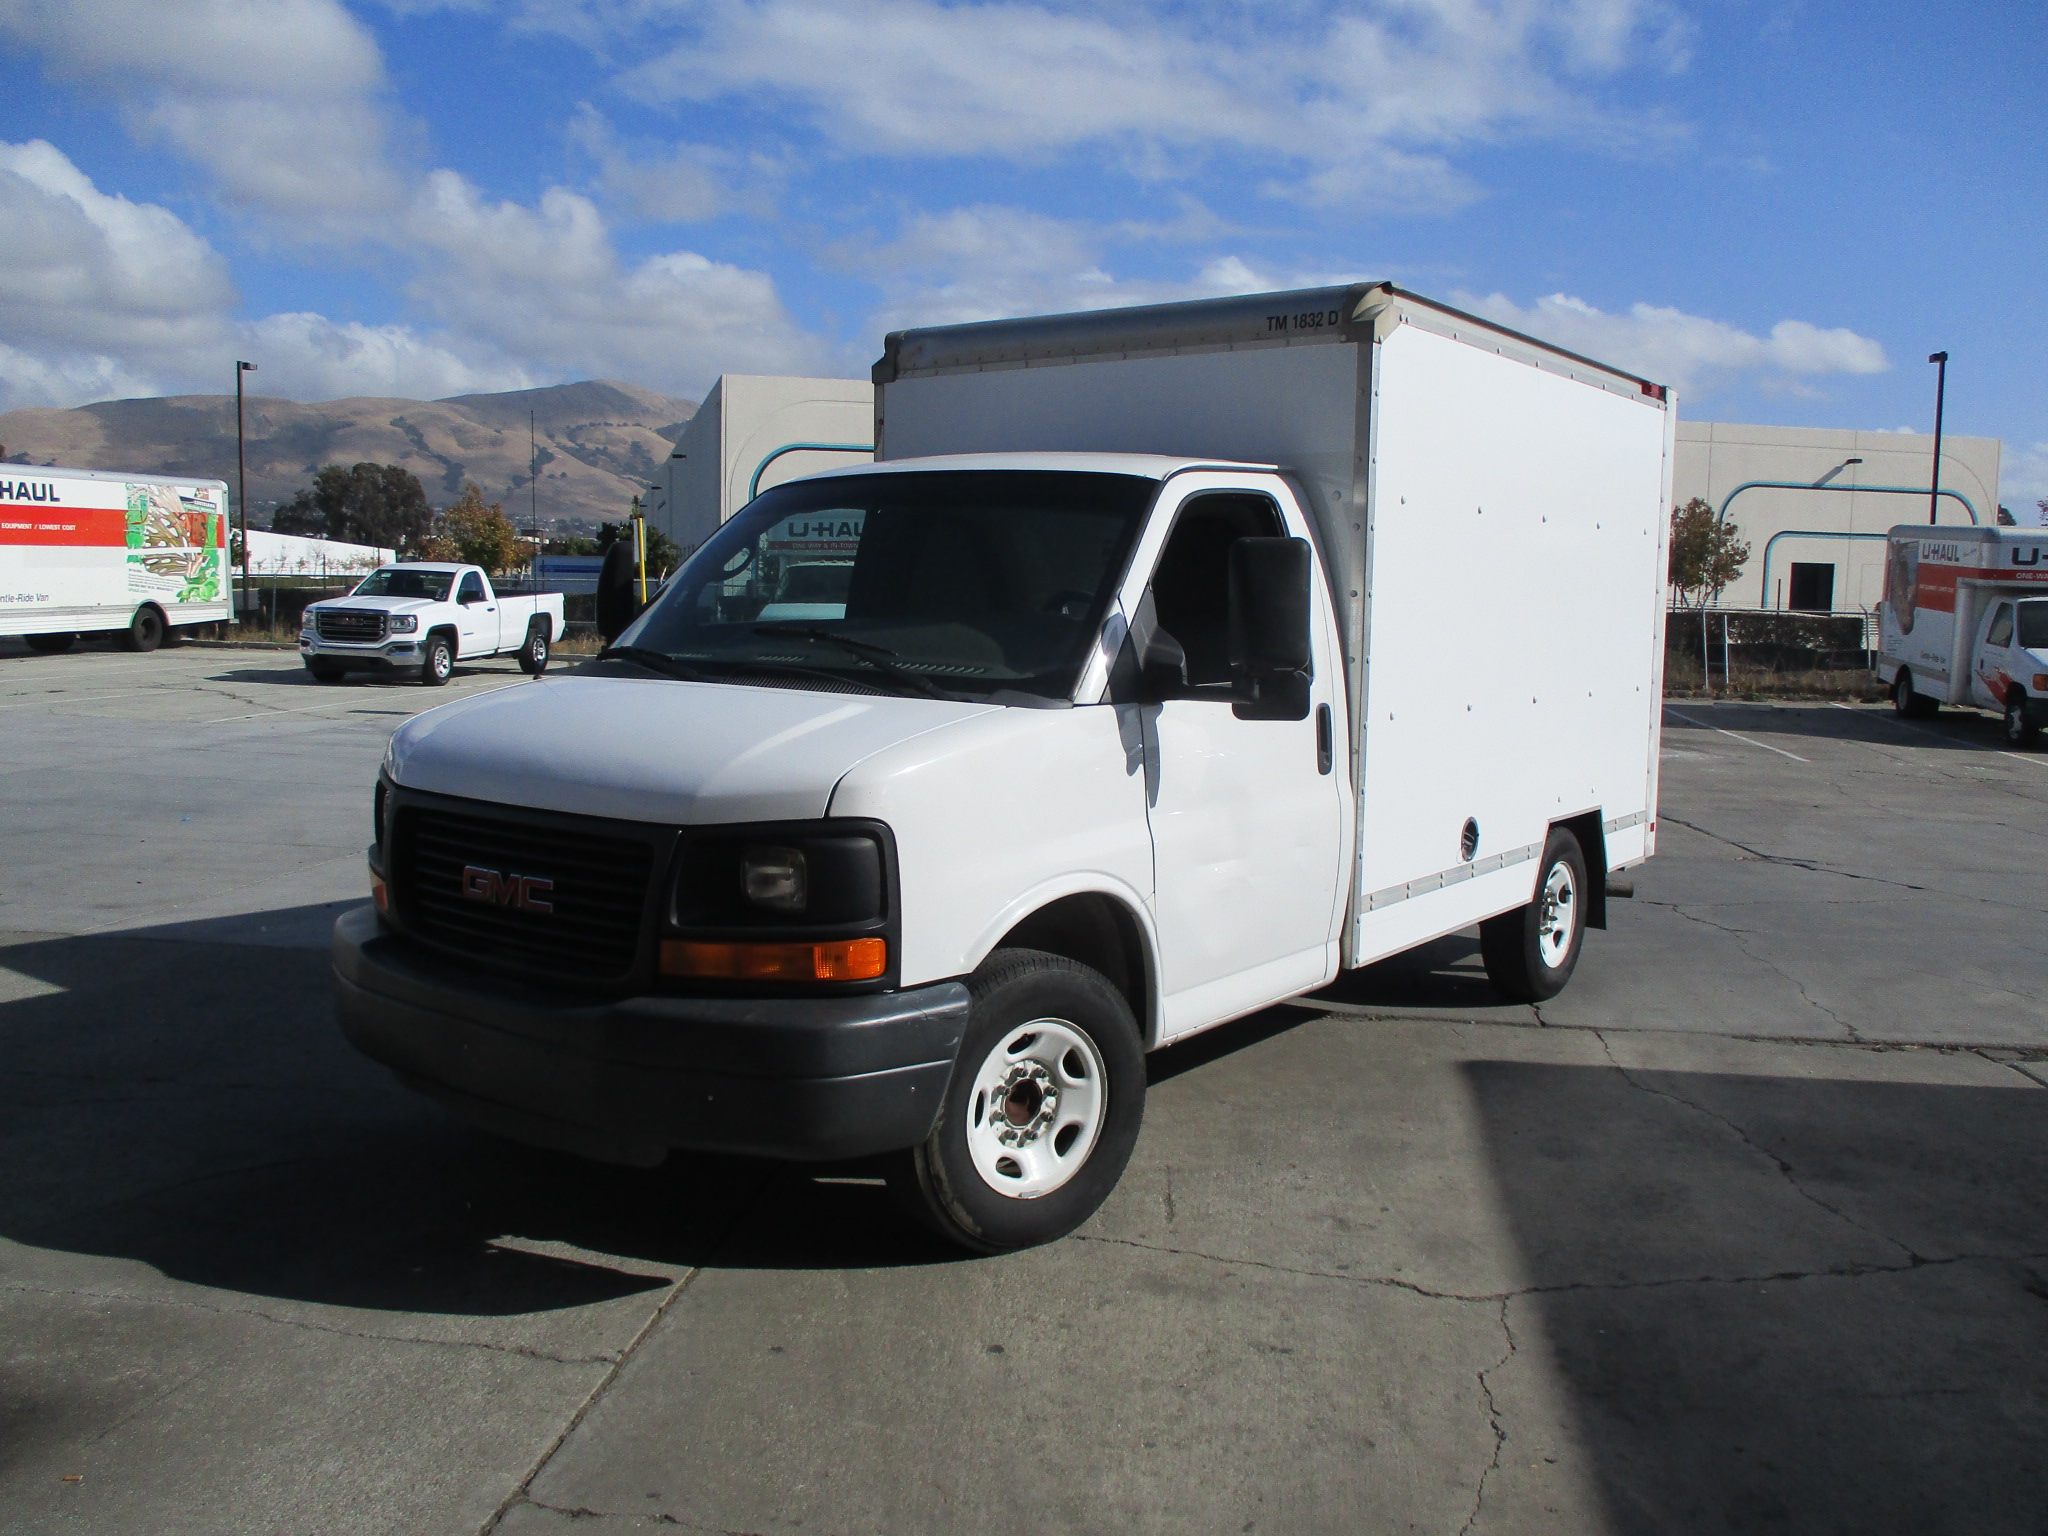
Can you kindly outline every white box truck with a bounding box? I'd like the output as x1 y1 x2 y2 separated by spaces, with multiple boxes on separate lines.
1 464 231 651
1877 524 2048 744
333 283 1673 1251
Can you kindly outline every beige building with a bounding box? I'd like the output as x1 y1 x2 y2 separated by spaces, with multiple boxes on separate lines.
645 375 873 557
1673 421 2003 613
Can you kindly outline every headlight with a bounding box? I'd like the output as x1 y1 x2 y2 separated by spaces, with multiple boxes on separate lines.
387 614 418 633
742 844 807 912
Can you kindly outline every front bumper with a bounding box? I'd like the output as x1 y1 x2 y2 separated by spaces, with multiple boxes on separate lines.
331 905 968 1165
301 635 424 670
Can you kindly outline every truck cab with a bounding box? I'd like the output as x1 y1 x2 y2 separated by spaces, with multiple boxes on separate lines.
1969 596 2048 746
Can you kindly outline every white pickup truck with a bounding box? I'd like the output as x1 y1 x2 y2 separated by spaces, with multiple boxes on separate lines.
334 284 1672 1253
300 563 565 685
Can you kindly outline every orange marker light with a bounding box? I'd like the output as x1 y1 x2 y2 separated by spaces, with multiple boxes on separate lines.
371 875 389 914
661 937 887 982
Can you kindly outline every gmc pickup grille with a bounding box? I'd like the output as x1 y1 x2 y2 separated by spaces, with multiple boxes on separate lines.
317 609 386 642
391 805 656 983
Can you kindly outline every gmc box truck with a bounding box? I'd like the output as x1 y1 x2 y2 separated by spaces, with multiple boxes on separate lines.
334 283 1674 1251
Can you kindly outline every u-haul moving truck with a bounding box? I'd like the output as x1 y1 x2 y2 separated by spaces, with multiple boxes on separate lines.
334 282 1673 1252
1878 524 2048 745
0 465 232 651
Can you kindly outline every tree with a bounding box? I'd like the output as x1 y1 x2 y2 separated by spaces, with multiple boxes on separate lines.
594 518 682 578
433 483 524 573
1668 496 1750 606
272 463 434 554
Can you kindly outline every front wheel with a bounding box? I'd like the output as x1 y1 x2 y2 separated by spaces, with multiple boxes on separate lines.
2005 693 2040 749
516 621 550 676
890 949 1145 1254
1481 829 1589 1002
420 634 454 687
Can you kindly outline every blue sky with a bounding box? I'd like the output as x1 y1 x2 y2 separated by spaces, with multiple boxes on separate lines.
2 0 2043 504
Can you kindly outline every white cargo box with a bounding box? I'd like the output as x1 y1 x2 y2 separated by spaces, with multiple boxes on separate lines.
874 283 1675 967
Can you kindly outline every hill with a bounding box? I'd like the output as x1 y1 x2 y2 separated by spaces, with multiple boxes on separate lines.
0 380 695 530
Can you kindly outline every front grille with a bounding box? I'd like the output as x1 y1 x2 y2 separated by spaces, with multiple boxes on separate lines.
392 804 657 983
317 609 386 642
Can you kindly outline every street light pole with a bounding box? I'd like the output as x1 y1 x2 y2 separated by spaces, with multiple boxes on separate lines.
235 360 257 597
1927 351 1948 526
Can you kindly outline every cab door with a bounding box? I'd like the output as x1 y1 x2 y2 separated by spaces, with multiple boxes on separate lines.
454 571 498 656
1973 601 2015 708
1120 477 1348 1042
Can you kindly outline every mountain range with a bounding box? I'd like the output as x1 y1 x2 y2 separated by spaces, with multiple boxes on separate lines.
0 380 696 530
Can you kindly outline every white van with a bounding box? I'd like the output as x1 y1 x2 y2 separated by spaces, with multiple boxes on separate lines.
1877 525 2048 745
334 284 1673 1251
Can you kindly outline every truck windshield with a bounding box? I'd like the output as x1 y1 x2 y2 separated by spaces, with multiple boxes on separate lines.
352 568 454 601
2019 601 2048 649
620 470 1156 701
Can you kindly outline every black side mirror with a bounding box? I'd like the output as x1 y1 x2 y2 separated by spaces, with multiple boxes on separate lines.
597 541 641 644
1228 537 1312 720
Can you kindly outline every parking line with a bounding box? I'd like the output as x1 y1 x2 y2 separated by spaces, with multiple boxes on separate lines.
1662 706 1811 763
1829 701 2048 770
0 688 163 712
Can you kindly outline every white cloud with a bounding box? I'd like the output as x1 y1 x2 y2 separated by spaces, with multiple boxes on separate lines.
1458 290 1889 394
0 0 405 225
618 0 1688 209
566 105 735 223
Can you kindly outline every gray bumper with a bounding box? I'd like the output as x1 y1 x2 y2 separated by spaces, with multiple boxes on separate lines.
332 905 969 1166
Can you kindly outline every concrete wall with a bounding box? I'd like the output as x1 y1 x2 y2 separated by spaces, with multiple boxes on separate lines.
1673 421 2002 613
644 376 873 555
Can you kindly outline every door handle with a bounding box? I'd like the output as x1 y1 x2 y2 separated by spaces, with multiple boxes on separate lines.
1315 703 1333 775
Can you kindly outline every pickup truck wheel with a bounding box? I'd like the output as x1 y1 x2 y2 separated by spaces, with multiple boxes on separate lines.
516 621 550 676
420 634 454 687
23 632 75 653
1480 829 1588 1003
1893 669 1938 719
2005 692 2040 748
118 605 166 653
890 949 1145 1254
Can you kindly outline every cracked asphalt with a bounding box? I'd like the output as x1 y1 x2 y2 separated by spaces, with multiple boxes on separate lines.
4 639 2046 1535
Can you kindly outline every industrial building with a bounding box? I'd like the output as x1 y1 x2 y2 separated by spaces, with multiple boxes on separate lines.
644 374 2009 619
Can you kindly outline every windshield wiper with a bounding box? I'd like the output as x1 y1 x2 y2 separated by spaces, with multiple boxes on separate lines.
751 625 957 700
596 645 711 682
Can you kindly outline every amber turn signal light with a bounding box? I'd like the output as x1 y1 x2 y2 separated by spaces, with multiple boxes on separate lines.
660 937 887 982
371 875 389 914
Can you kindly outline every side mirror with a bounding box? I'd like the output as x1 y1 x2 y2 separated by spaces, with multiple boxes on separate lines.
1137 627 1188 702
1228 537 1313 720
597 541 642 643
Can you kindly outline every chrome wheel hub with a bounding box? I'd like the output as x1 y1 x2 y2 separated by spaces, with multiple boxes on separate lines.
963 1018 1106 1199
1536 862 1577 969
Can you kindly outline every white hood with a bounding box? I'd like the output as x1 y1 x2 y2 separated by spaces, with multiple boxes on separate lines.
386 673 994 824
312 594 433 616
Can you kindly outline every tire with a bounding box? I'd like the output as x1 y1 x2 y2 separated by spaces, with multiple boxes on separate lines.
304 661 347 684
420 633 454 687
1893 669 1938 719
516 620 550 676
2004 692 2040 749
889 949 1145 1254
1481 828 1590 1003
23 632 75 653
118 605 166 653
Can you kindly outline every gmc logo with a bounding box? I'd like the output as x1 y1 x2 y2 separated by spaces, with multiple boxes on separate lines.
460 864 554 913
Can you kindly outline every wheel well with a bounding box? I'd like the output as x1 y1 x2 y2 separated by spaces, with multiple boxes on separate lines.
1556 812 1608 930
428 624 458 644
992 894 1153 1044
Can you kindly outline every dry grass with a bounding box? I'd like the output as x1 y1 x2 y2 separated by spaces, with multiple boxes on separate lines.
1664 657 1888 702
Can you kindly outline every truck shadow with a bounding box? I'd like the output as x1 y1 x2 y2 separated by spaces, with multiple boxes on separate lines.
1466 1057 2048 1534
1664 700 2022 756
0 916 965 1317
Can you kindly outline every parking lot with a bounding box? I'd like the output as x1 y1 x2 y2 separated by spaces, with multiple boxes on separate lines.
4 638 2046 1535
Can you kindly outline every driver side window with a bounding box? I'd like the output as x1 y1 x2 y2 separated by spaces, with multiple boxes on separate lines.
457 572 485 605
1986 603 2014 648
1149 493 1283 686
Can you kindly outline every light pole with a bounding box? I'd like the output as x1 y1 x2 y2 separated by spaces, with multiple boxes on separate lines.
1927 351 1948 526
235 360 257 596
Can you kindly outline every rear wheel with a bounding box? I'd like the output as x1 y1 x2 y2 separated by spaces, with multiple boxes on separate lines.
23 632 75 653
516 620 550 676
420 634 454 687
1481 829 1589 1003
889 949 1145 1253
118 605 166 653
1893 669 1938 719
2004 691 2040 749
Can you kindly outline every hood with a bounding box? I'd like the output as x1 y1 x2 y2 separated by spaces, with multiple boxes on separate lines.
313 594 434 614
386 672 994 824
